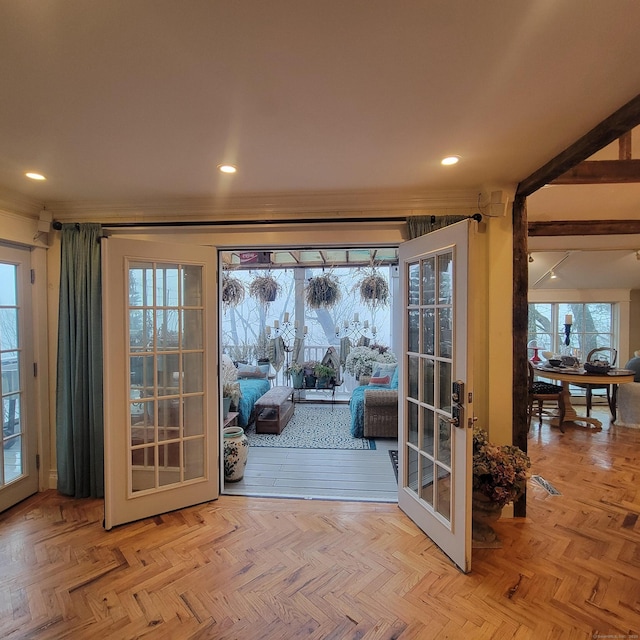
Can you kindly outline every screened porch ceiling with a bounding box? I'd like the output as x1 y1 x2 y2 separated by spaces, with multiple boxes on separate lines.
222 247 399 270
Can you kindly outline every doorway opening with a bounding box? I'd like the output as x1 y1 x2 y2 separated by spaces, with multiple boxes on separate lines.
219 246 399 502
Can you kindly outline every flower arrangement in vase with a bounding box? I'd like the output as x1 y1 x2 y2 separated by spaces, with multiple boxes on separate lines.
314 363 336 388
472 426 530 546
286 361 304 388
344 345 397 380
302 360 319 388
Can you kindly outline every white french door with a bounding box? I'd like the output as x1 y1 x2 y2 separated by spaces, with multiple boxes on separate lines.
0 244 38 513
103 238 218 529
397 220 475 573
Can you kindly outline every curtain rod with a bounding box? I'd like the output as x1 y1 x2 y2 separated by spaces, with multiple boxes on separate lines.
52 216 405 230
51 213 481 230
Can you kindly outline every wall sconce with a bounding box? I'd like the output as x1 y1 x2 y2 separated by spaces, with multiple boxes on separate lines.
528 253 534 263
549 270 557 279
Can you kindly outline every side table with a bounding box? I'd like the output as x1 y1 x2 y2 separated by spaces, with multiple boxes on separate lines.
223 411 239 429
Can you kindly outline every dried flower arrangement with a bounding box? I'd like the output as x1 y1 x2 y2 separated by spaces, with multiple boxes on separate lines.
305 273 342 309
472 426 531 508
221 273 245 309
357 269 389 309
249 274 281 304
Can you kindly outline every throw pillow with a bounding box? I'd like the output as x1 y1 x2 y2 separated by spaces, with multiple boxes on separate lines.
373 362 397 377
369 374 391 387
236 363 267 378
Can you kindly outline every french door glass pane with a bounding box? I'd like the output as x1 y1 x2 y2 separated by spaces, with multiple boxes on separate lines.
128 261 205 495
404 250 454 525
1 263 23 485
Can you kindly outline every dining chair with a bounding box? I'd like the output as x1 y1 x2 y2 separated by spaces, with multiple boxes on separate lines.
573 347 618 417
528 362 566 433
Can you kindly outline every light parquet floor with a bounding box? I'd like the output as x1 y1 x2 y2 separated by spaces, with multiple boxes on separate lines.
1 409 639 639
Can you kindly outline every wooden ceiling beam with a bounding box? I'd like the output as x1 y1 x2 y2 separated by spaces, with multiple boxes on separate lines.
550 158 640 184
619 130 632 160
516 93 640 197
528 219 640 236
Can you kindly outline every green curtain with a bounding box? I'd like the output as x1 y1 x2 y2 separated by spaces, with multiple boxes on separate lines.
56 223 104 498
406 214 468 239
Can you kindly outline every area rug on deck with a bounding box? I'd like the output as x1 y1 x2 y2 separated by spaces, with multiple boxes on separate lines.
243 404 376 450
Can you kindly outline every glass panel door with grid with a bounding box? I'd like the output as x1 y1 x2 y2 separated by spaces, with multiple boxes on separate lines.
398 221 474 573
0 245 37 513
104 238 218 529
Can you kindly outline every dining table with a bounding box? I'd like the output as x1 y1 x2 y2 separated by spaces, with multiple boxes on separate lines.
534 364 635 430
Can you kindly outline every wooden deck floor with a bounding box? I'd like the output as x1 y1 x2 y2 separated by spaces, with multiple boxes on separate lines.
223 438 398 502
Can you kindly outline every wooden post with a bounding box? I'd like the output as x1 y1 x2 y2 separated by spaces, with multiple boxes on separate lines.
512 194 529 518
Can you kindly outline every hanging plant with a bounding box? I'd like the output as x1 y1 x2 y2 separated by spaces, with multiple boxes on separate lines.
305 273 342 309
357 269 389 309
249 273 281 304
221 273 245 309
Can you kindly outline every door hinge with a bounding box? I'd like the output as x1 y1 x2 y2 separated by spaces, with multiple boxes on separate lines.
36 454 40 470
31 269 36 284
33 362 38 377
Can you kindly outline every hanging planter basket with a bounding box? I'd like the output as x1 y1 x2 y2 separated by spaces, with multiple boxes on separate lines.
358 271 389 309
249 274 281 304
221 273 245 309
305 273 342 309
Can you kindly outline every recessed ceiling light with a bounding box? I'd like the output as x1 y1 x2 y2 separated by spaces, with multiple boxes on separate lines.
441 156 460 166
25 172 46 180
218 164 237 174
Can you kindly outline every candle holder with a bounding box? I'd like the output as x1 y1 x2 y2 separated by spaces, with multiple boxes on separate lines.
265 315 307 376
335 316 377 346
527 340 541 364
563 323 572 346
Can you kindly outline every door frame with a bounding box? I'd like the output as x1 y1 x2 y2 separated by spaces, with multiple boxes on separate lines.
0 243 39 512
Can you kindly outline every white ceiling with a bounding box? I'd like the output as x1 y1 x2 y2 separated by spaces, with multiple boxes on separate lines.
2 0 640 213
528 248 640 290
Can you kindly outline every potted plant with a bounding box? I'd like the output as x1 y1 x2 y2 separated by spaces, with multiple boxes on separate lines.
286 361 304 389
249 273 281 304
314 363 336 388
305 273 342 309
472 426 531 545
221 273 245 310
255 331 271 374
345 345 397 381
222 382 241 418
302 360 319 388
357 268 389 309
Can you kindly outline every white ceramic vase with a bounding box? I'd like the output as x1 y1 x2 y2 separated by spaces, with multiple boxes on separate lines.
223 426 249 482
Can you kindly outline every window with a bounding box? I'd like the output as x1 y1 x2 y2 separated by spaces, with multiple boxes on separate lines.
528 302 616 360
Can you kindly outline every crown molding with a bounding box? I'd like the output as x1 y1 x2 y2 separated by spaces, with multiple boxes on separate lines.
0 188 44 218
42 188 482 222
